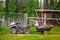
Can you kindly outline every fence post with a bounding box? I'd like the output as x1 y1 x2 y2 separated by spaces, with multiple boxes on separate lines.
24 13 28 25
8 17 10 25
2 16 5 25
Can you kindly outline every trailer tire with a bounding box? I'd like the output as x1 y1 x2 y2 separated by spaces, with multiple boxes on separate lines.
41 31 44 34
43 30 48 34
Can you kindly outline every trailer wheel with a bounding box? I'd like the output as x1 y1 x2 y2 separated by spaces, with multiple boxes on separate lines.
41 31 44 34
23 28 29 34
43 30 48 34
11 28 17 34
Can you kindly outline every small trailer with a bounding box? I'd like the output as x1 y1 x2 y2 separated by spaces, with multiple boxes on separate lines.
34 9 60 34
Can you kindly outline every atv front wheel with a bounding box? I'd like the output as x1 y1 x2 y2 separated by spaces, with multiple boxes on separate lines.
11 28 17 34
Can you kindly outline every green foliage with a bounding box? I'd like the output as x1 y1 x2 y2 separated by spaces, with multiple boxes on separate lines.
7 0 17 13
53 0 60 10
0 0 17 13
22 0 39 17
0 1 5 12
0 1 6 17
0 0 60 17
0 25 10 35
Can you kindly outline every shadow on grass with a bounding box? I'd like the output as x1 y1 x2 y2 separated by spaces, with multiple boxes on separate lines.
48 32 60 35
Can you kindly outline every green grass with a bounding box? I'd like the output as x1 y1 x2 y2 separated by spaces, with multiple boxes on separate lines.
0 34 60 40
0 25 60 40
0 25 10 35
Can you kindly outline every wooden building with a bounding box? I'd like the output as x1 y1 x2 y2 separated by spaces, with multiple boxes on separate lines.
35 9 60 25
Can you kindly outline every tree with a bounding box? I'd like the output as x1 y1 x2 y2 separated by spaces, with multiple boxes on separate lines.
5 0 18 20
0 1 5 18
0 1 5 12
16 0 23 13
6 0 17 13
53 0 60 10
22 0 39 17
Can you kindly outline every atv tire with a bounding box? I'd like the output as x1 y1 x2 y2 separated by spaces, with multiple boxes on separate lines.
23 28 29 34
11 28 17 34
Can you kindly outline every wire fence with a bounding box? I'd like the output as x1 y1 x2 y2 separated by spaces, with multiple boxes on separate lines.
0 12 60 26
0 12 28 26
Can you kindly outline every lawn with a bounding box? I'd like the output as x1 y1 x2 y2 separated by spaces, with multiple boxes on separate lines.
0 25 60 40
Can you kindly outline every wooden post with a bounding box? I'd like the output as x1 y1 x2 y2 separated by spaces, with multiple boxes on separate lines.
8 17 10 25
2 16 5 25
36 12 38 17
44 13 46 25
24 13 28 25
41 12 43 22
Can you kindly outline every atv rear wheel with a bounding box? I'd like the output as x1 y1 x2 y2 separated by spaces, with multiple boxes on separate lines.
23 28 29 34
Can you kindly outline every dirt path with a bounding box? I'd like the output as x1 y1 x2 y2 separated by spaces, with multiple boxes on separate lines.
6 34 32 36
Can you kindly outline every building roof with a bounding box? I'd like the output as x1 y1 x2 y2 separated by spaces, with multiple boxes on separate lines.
35 9 60 13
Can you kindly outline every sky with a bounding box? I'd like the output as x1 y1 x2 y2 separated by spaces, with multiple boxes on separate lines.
0 0 6 2
38 0 44 2
38 0 44 6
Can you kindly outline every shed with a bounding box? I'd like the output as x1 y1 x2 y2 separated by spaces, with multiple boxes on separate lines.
35 9 60 25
